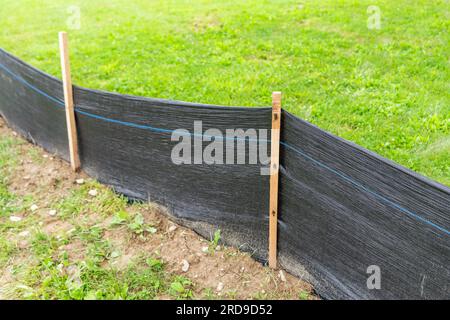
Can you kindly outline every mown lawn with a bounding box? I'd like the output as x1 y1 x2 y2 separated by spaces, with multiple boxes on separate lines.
0 0 448 184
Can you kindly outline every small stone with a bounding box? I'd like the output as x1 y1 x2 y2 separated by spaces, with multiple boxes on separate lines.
48 210 57 216
10 216 22 222
38 221 44 226
216 245 221 251
12 131 17 136
19 230 30 237
181 259 190 272
43 154 49 158
88 189 98 197
278 270 287 282
216 282 224 292
18 240 28 249
30 204 39 212
76 178 84 185
23 176 30 180
202 246 209 253
168 225 177 232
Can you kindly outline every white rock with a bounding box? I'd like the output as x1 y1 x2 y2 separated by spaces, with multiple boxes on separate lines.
43 154 49 158
181 259 190 272
216 245 221 251
76 178 84 185
10 216 22 222
168 225 177 232
30 204 39 212
19 230 30 237
278 270 287 282
48 209 57 216
216 282 224 292
88 189 98 196
202 246 209 253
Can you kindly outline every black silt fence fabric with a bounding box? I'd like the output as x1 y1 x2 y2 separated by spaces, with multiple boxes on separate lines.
0 48 449 299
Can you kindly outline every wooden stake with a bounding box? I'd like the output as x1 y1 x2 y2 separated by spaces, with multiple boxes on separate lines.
269 91 281 269
59 31 80 172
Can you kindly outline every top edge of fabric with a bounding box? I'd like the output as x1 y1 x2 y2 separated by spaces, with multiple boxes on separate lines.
283 110 450 193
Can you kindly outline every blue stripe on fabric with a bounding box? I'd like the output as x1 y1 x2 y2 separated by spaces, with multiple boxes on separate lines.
0 61 448 236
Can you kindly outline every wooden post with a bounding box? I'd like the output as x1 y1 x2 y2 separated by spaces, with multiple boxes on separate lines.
59 31 80 172
269 91 281 269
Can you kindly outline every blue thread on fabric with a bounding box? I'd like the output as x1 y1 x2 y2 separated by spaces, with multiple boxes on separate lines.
0 61 448 236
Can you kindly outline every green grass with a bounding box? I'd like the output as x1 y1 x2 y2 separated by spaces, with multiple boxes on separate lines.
0 0 448 184
14 228 192 300
54 180 128 219
17 228 191 300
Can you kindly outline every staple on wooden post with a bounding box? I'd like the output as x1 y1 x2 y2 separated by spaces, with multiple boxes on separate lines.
269 91 281 269
59 31 80 172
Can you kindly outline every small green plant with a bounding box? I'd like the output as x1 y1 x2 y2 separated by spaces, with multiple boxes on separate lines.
201 288 216 299
169 276 193 299
208 229 221 253
299 290 310 300
253 290 268 300
127 213 157 236
109 210 130 226
225 290 238 299
145 258 164 271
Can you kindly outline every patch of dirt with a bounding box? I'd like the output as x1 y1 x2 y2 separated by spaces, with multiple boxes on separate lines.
41 218 73 235
0 117 315 299
58 239 86 261
192 14 223 33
